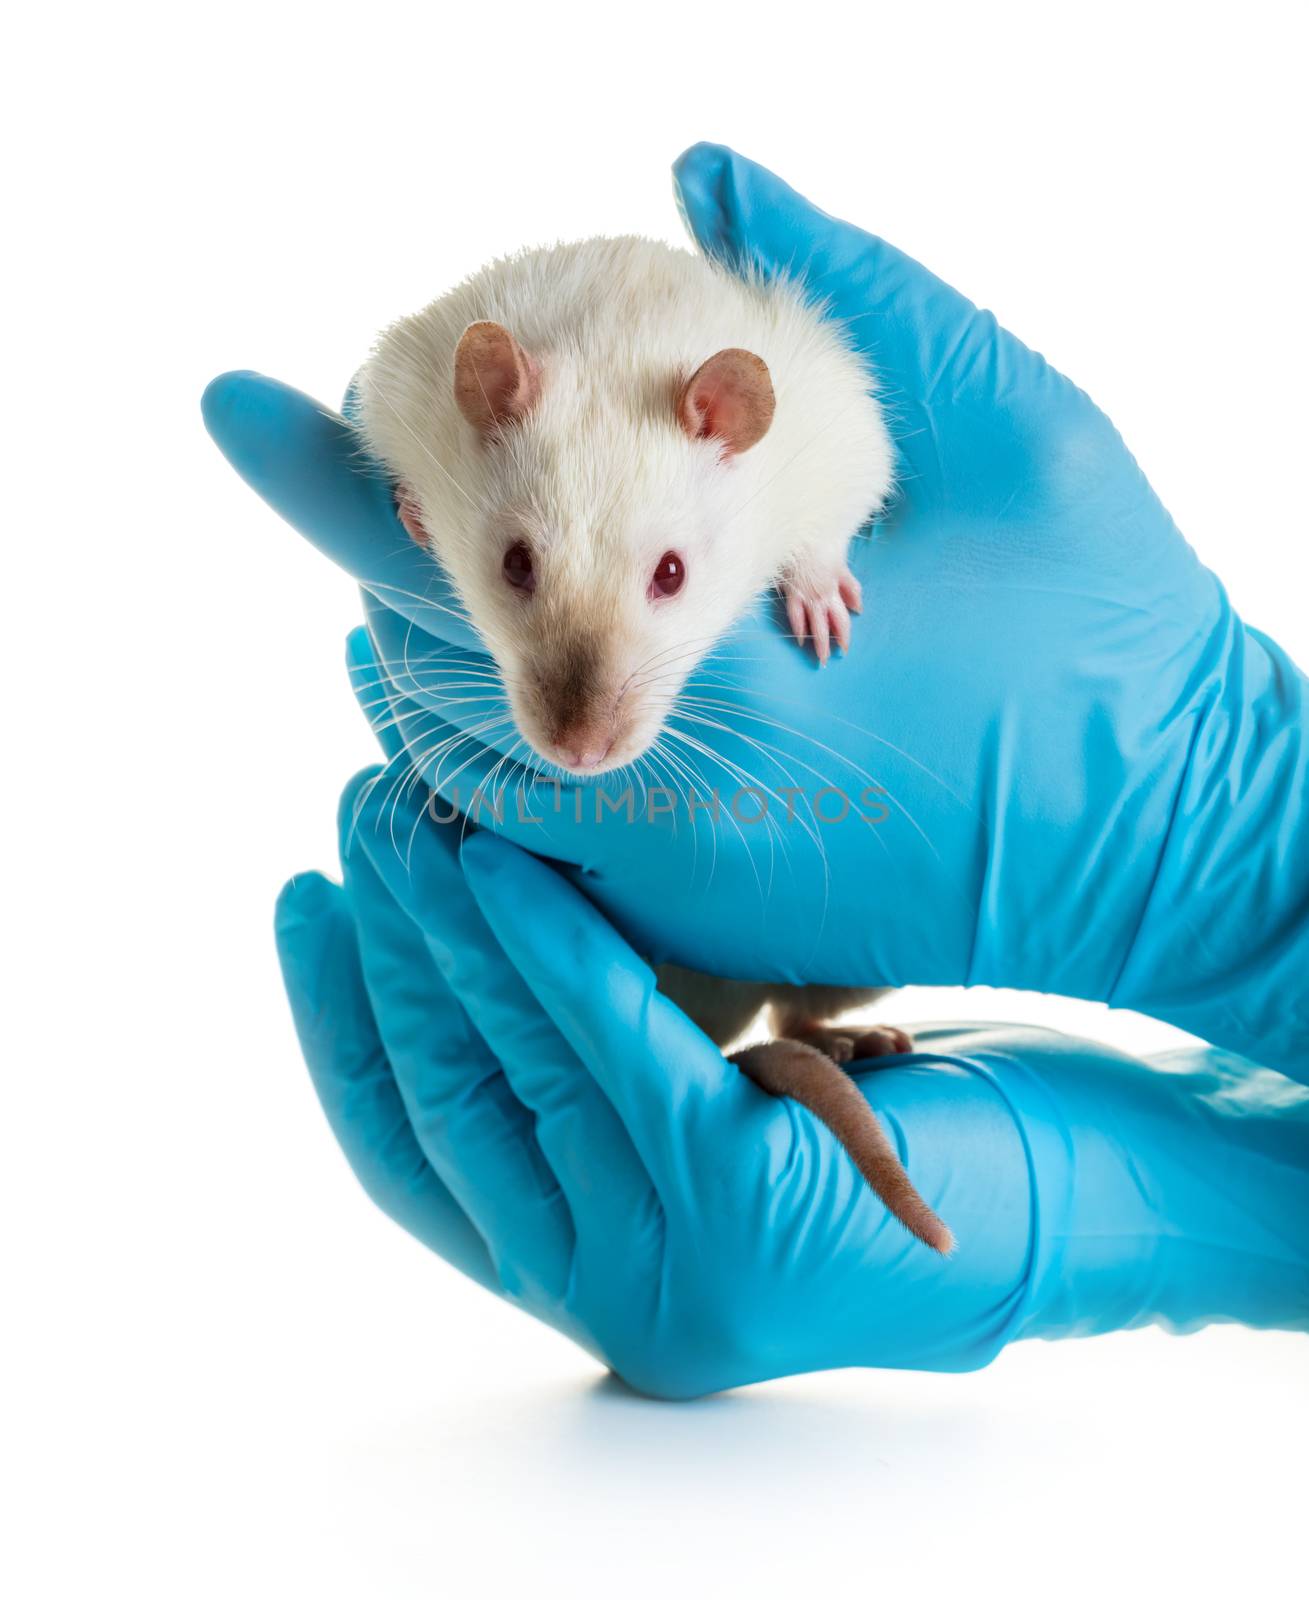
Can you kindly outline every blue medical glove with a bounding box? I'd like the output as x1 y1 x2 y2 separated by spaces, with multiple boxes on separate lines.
211 144 1309 1079
274 768 1309 1398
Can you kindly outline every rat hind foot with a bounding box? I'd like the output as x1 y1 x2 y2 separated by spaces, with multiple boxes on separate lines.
783 1021 914 1065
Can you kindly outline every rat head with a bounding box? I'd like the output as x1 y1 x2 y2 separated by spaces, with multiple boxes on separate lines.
396 320 777 777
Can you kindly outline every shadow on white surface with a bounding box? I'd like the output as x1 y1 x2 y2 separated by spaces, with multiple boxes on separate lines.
315 1329 1304 1597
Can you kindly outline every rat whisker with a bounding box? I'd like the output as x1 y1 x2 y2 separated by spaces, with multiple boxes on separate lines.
679 690 957 870
658 725 778 903
359 657 513 703
612 630 728 710
344 748 421 860
642 737 693 869
427 716 517 793
662 717 810 880
663 708 830 877
353 672 509 726
363 577 473 629
648 734 720 892
368 711 515 861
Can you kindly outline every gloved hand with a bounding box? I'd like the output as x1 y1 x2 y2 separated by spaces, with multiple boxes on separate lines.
275 766 1309 1398
208 144 1309 1078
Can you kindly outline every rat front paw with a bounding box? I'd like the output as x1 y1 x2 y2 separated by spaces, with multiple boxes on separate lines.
781 565 862 664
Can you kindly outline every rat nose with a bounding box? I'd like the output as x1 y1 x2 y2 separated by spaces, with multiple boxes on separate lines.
553 732 615 771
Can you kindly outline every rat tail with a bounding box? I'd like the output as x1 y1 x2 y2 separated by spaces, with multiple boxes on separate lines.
732 1039 955 1255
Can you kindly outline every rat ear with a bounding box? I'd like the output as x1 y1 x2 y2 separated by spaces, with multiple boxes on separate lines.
454 321 541 437
677 348 775 456
395 485 427 545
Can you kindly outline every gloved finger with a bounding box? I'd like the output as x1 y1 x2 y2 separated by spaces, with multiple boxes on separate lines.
273 869 498 1291
337 771 576 1305
201 371 477 649
350 773 665 1284
461 829 755 1203
672 142 1059 439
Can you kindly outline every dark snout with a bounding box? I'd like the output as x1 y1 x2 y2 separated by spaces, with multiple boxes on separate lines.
534 637 617 772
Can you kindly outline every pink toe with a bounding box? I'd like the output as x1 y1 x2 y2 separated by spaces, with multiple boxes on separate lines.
785 593 808 647
809 606 831 664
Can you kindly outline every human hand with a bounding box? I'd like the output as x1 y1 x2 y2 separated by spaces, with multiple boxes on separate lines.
211 144 1309 1077
274 769 1309 1398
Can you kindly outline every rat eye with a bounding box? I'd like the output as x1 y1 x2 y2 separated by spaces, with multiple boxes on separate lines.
650 550 685 599
502 541 535 593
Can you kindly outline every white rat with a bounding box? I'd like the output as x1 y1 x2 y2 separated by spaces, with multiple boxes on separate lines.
355 237 952 1253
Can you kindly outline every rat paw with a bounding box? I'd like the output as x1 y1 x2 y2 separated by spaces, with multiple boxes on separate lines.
781 566 862 664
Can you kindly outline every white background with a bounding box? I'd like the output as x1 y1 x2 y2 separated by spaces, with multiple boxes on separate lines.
5 2 1306 1595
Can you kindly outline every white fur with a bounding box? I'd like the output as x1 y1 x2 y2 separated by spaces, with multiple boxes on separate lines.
354 236 893 772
